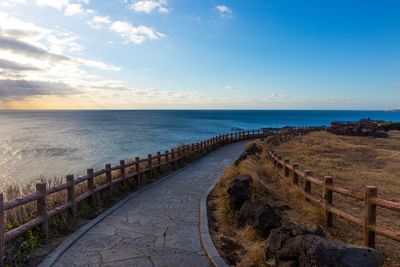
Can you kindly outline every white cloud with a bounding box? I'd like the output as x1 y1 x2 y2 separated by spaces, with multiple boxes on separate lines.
129 0 170 14
0 0 27 7
35 0 89 16
88 15 111 29
216 5 232 18
46 32 83 54
0 13 124 102
64 3 85 16
0 11 215 109
75 58 121 71
36 0 69 10
110 21 165 44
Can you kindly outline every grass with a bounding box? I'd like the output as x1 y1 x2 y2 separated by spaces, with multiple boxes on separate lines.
270 130 400 266
208 142 268 267
210 134 400 266
208 141 326 266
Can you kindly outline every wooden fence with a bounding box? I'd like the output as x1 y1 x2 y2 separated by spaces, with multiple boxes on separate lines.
264 131 400 249
0 129 268 266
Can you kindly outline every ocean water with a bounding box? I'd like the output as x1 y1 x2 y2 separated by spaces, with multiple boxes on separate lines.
1 110 400 188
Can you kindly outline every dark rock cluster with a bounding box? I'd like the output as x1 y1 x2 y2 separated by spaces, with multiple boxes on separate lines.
226 175 385 267
265 223 384 267
227 175 252 211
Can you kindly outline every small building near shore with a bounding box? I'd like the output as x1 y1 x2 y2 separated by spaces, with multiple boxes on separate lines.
330 118 379 136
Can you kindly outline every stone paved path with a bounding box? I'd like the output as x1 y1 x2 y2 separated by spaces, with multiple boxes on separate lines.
48 141 247 267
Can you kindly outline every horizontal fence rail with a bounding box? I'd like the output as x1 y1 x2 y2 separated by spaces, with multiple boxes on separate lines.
0 129 277 266
264 130 400 249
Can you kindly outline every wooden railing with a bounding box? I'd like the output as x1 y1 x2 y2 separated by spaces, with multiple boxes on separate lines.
0 129 268 265
264 131 400 249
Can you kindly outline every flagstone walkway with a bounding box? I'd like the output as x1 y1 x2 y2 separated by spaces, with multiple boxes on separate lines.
44 141 247 267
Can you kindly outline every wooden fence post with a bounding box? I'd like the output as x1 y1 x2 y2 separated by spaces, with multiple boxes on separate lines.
292 164 299 185
364 186 377 248
171 149 175 167
165 150 169 166
0 193 3 267
105 164 113 194
87 168 96 206
304 170 312 195
135 157 141 185
284 159 290 177
157 152 161 171
36 181 49 240
66 175 77 218
277 156 283 171
120 160 126 187
148 154 152 177
324 176 333 227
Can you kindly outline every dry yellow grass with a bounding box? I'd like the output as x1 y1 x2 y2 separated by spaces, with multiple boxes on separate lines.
208 142 268 267
271 130 400 266
273 130 400 200
210 136 400 266
208 141 331 266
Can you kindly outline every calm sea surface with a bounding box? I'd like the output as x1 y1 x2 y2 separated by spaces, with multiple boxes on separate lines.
1 110 399 188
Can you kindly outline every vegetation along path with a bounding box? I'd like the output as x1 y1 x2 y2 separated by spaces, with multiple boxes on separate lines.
41 141 248 267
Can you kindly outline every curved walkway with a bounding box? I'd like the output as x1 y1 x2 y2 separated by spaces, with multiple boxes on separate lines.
43 141 247 267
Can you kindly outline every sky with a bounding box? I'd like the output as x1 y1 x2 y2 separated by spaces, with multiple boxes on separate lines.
0 0 399 110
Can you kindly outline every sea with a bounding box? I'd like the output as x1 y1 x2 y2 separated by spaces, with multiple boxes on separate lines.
1 110 400 188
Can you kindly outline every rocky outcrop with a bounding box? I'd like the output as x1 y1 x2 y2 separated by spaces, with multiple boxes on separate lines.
252 205 282 238
227 175 252 211
238 201 263 226
265 223 384 267
227 174 384 267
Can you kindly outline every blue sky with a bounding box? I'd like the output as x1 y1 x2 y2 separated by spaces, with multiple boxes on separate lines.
0 0 399 109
